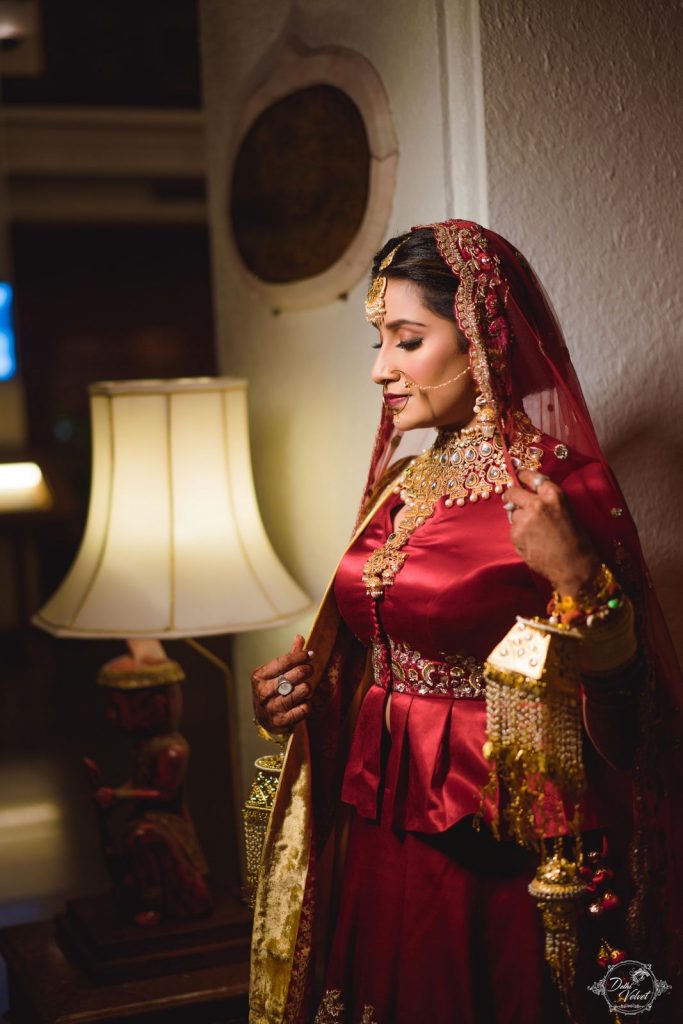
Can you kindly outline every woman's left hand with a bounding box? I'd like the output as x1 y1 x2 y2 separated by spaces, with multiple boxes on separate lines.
504 469 600 598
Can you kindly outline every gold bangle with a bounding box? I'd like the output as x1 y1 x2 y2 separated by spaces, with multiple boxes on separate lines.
578 598 638 674
576 563 618 610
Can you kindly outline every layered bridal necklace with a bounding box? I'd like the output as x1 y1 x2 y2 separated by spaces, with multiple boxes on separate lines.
362 408 542 599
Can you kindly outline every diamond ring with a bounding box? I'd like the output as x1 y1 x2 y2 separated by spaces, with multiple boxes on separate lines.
503 500 517 523
277 675 294 697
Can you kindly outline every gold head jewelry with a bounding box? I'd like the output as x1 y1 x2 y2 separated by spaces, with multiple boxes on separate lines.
365 244 403 326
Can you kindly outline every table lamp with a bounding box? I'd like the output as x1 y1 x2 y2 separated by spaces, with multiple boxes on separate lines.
31 377 310 972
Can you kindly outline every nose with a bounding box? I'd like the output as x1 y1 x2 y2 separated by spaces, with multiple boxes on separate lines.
371 348 402 387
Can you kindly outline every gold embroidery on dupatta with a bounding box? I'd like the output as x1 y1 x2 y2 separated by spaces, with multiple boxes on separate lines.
280 865 315 1022
314 991 344 1023
314 990 378 1024
249 478 405 1024
359 1008 379 1024
430 222 509 414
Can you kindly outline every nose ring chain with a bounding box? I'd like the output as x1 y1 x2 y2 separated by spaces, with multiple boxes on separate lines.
401 364 471 391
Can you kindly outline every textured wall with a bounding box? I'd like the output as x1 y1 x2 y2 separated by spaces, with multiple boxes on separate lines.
480 0 683 658
199 0 487 797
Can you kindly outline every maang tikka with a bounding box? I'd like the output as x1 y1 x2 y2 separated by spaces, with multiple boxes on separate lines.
365 243 403 326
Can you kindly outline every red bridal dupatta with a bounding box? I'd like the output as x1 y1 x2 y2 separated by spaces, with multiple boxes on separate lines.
248 222 683 1024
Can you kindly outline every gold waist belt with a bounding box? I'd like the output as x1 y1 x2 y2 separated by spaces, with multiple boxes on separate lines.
372 638 486 699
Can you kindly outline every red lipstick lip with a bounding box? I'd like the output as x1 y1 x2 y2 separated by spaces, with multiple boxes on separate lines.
383 392 410 406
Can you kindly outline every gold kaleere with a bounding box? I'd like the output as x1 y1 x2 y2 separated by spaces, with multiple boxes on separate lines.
528 841 587 998
482 616 587 1003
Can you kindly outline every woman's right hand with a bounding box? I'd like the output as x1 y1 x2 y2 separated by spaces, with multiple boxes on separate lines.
251 634 314 734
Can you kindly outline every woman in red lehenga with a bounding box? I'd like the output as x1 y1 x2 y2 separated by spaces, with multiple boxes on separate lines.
248 221 682 1024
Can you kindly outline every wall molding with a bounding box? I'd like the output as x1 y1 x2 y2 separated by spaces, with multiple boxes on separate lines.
2 107 207 223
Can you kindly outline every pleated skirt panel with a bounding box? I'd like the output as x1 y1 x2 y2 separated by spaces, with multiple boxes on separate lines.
316 789 571 1024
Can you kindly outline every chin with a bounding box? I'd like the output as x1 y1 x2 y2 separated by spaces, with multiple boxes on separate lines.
395 415 437 432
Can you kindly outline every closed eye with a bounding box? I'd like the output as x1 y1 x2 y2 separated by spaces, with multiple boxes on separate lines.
371 337 423 351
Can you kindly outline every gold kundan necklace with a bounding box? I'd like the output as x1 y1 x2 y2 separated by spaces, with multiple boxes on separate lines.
362 410 542 599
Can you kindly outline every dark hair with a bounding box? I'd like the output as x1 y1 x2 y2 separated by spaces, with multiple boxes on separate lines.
371 227 459 323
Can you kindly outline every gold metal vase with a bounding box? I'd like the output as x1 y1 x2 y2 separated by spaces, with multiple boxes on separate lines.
242 751 285 909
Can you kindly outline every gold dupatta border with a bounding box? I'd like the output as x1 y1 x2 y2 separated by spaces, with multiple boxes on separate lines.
249 467 405 1024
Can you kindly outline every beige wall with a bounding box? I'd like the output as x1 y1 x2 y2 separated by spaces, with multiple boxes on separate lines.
199 0 487 798
200 0 682 805
480 0 683 659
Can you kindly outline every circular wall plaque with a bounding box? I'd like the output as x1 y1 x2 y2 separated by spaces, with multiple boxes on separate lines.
228 45 398 311
231 85 370 285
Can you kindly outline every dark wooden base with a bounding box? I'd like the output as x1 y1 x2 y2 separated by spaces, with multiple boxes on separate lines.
0 897 252 1024
56 889 252 983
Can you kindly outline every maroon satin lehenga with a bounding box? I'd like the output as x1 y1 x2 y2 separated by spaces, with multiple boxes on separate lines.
318 432 635 1024
249 222 683 1024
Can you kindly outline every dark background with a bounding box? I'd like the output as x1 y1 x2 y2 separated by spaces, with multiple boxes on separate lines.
2 1 201 108
0 3 244 1009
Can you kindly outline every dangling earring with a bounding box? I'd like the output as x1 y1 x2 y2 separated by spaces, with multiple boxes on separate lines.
473 394 496 437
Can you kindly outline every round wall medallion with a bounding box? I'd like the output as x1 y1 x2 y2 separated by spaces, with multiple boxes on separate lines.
231 84 370 285
229 44 398 311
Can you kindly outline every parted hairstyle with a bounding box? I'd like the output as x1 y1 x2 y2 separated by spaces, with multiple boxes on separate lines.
371 228 462 333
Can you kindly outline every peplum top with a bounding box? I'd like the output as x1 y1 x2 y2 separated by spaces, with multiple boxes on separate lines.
333 435 632 837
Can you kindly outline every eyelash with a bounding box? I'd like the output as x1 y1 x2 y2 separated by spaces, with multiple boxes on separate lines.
371 337 423 351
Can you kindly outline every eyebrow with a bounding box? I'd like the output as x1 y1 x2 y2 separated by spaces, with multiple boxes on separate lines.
382 318 428 330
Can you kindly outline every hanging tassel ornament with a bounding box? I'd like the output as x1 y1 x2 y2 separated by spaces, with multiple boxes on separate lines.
481 616 587 1002
528 840 587 999
482 616 586 845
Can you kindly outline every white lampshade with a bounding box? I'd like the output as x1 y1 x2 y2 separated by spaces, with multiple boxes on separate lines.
33 377 310 638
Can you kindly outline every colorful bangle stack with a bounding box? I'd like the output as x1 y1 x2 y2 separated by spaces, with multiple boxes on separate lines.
547 563 638 676
548 563 622 627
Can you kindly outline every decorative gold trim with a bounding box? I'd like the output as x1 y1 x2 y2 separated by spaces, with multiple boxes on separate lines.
254 720 290 745
249 468 404 1024
374 638 485 699
313 990 378 1024
430 222 505 413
